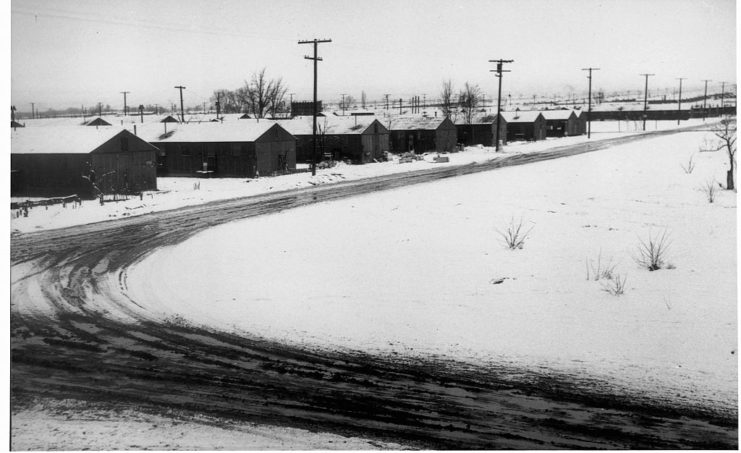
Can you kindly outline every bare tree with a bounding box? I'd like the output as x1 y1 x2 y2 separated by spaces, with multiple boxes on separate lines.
459 82 481 125
440 79 454 119
713 118 737 190
235 68 289 118
210 89 241 114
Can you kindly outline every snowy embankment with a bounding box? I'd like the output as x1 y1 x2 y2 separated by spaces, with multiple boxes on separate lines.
12 398 402 450
10 120 707 233
127 130 736 413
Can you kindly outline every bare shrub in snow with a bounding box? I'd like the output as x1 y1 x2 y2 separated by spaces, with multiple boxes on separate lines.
680 155 696 174
635 230 671 271
497 218 533 250
585 251 617 281
601 273 627 296
701 180 718 203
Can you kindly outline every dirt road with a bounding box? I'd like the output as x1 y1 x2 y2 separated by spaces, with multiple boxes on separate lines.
11 127 737 449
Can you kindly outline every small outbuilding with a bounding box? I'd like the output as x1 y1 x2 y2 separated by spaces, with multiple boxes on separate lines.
145 120 296 177
11 127 158 198
388 116 457 154
454 116 495 147
492 111 547 144
281 116 389 164
540 110 582 137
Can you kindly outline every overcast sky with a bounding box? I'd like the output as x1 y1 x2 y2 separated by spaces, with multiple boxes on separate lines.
10 0 737 111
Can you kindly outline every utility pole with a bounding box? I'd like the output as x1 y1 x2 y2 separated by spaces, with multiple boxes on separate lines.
216 92 221 119
676 77 686 125
121 91 130 116
289 93 295 116
139 104 144 123
423 93 426 110
340 93 347 115
174 85 186 123
720 81 726 116
399 98 402 115
640 73 654 131
701 79 711 121
30 102 35 119
582 67 600 139
298 37 332 176
384 94 390 110
98 102 102 117
489 59 514 151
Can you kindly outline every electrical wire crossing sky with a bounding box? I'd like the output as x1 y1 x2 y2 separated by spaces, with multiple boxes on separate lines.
10 0 737 111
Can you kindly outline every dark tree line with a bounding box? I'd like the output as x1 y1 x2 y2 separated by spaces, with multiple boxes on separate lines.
210 68 289 118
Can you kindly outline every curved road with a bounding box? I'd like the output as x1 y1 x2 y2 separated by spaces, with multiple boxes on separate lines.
11 127 737 449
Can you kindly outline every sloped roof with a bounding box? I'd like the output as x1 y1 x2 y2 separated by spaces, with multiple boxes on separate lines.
10 120 24 128
280 116 384 136
11 126 129 154
146 119 289 143
160 115 180 123
500 111 544 123
387 116 449 131
86 117 112 126
540 110 576 120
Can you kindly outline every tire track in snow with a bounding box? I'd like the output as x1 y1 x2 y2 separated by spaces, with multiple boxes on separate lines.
11 125 737 449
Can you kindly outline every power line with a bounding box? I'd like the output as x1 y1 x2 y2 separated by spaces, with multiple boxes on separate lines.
676 77 686 125
489 59 514 152
701 79 712 121
639 73 654 131
298 38 332 177
174 85 186 122
121 91 130 116
581 67 600 139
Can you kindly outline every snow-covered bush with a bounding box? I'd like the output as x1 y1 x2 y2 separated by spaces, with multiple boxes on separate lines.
680 154 696 174
585 251 616 281
701 180 718 203
601 273 627 296
497 218 533 250
635 230 671 271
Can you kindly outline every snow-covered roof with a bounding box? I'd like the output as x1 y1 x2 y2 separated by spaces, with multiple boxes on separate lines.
387 116 449 131
280 116 383 136
500 111 544 123
540 110 576 120
144 119 288 143
11 126 128 154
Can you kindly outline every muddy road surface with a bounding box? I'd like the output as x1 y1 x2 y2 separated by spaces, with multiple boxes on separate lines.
11 127 737 449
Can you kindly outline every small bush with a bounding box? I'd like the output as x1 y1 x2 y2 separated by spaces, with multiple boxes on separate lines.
585 251 617 281
701 180 718 203
602 274 627 296
497 218 533 250
680 155 696 174
636 230 671 271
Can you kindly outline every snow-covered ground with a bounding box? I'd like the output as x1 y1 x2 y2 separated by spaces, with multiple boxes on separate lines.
12 398 403 450
10 119 708 233
127 129 736 412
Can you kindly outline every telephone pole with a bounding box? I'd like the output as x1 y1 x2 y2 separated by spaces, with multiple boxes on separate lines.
640 73 654 131
216 92 221 119
174 85 186 123
121 91 130 116
298 37 332 176
676 77 686 125
289 93 295 116
701 79 711 121
340 93 347 115
581 67 600 138
30 102 35 120
489 59 514 151
384 94 390 110
720 81 726 116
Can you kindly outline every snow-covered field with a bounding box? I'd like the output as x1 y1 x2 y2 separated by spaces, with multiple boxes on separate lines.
11 398 403 450
127 130 736 412
10 120 708 233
